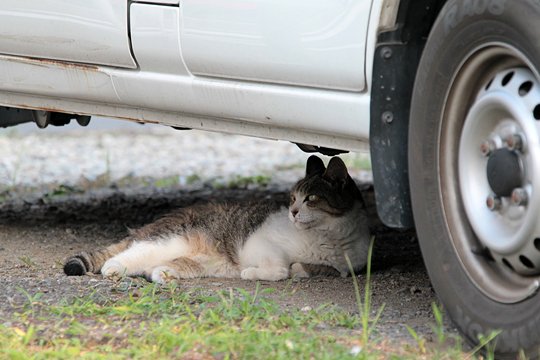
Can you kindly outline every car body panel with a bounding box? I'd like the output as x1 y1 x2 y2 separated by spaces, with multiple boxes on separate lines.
130 4 189 75
180 0 370 91
133 0 179 4
110 68 370 141
0 52 369 147
0 0 392 151
0 0 136 68
0 56 119 103
0 89 368 152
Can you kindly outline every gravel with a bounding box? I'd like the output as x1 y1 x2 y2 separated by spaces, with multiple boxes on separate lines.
0 119 371 189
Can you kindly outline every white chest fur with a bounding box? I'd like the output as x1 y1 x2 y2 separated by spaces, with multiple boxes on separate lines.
238 204 368 273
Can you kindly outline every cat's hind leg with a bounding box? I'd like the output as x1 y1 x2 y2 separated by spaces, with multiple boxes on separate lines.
100 238 191 278
145 257 205 284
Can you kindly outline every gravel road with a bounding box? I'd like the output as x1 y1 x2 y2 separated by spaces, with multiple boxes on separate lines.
0 118 458 350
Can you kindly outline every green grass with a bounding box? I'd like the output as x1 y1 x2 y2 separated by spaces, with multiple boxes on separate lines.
347 237 385 346
0 284 369 359
18 256 39 269
42 184 84 199
211 175 272 189
153 175 180 188
0 277 501 360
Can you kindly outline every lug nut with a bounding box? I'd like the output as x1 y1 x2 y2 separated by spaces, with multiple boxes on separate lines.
486 195 502 211
505 134 524 152
511 188 528 206
480 139 496 157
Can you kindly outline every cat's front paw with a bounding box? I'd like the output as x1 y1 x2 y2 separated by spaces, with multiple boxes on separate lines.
290 263 310 279
241 266 289 281
240 267 259 280
150 266 179 284
101 260 127 278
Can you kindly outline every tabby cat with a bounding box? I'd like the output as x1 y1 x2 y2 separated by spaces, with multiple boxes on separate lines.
64 155 370 283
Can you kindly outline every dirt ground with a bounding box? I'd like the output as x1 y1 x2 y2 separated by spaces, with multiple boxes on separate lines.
0 182 458 345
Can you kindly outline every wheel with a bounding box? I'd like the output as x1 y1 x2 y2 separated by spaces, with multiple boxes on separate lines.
409 0 540 357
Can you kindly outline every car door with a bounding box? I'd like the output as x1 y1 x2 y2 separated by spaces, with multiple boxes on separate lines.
0 0 136 68
180 0 371 92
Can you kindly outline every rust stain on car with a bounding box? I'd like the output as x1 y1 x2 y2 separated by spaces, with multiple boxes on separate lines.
5 56 99 71
13 104 65 114
11 104 162 127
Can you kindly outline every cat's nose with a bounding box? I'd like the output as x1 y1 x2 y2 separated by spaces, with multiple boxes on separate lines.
291 209 299 217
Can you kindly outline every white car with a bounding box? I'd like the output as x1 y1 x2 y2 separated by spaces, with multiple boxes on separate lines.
1 0 539 357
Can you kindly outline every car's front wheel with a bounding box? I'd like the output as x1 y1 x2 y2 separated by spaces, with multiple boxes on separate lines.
409 0 540 357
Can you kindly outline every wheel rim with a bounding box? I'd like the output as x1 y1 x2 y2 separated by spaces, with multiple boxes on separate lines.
441 44 540 304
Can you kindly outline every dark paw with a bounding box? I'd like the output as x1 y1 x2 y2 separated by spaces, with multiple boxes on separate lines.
64 257 87 276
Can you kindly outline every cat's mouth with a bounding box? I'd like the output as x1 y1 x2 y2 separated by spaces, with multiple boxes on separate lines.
291 216 316 229
294 222 313 230
289 209 317 228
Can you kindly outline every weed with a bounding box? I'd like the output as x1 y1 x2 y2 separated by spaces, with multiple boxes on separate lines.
88 150 112 188
467 331 501 360
43 184 82 199
432 302 446 345
111 174 145 188
17 288 44 315
427 302 500 359
153 175 179 188
347 236 385 346
18 256 38 269
186 174 201 185
405 325 427 355
65 321 87 337
227 175 271 189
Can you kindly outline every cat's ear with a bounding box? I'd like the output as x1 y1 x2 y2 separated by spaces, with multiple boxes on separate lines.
306 155 326 177
323 157 348 187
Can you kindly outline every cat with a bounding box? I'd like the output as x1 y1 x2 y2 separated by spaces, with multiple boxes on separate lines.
63 155 370 283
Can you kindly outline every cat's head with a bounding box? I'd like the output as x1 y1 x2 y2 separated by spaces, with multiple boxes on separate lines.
289 155 362 230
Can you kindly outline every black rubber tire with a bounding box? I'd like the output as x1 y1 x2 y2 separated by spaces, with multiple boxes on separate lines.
409 0 540 358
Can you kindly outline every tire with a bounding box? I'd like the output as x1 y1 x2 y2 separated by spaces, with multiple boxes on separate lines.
409 0 540 358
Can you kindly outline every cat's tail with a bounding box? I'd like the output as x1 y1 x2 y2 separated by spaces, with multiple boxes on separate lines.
64 251 98 276
64 240 132 276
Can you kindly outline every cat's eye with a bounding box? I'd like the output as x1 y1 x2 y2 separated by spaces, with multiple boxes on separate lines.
307 194 319 202
290 195 296 203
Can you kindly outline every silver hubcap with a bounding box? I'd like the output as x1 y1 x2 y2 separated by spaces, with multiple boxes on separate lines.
442 45 540 303
460 67 540 275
